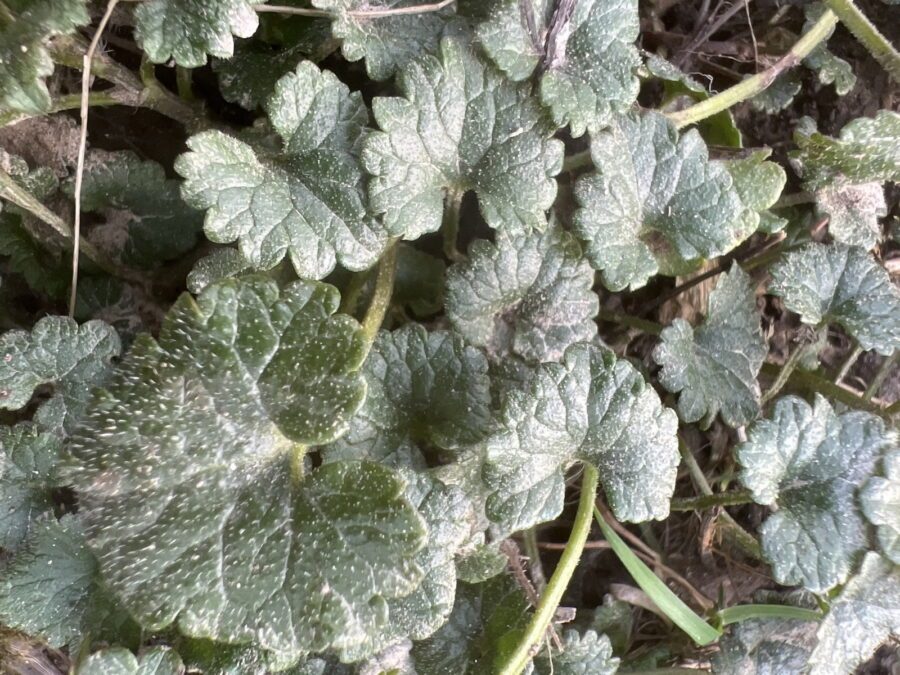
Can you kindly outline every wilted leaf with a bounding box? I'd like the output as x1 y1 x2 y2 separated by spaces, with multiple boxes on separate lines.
177 60 388 279
861 449 900 564
446 226 598 364
362 37 563 240
769 242 900 355
654 264 766 428
737 395 896 592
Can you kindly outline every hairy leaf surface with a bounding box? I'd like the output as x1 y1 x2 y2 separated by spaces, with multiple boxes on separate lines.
861 449 900 564
737 395 896 592
177 61 387 279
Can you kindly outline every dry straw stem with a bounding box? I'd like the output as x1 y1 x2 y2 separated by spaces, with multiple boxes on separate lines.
253 0 455 18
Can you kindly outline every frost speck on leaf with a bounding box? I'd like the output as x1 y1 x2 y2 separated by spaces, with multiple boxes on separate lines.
485 343 679 535
176 61 388 280
363 37 563 240
861 449 900 564
808 553 900 675
62 276 427 662
769 242 900 355
134 0 259 67
737 395 897 592
654 264 766 428
446 226 599 364
574 112 773 291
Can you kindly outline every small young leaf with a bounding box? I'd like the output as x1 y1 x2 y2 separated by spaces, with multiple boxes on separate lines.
0 516 137 649
485 343 678 534
0 316 120 424
312 0 457 81
861 449 900 564
751 71 802 113
323 324 493 467
0 0 88 114
177 61 388 280
737 395 897 592
393 245 446 318
802 2 856 96
186 248 252 295
532 629 619 675
362 37 563 240
654 264 766 428
769 242 900 355
80 647 183 675
446 226 598 364
573 112 773 291
808 553 900 675
475 0 550 82
134 0 259 67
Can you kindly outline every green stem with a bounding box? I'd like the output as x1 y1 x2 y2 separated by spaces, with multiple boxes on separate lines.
562 149 593 173
667 10 839 128
601 310 663 335
822 0 900 84
361 240 399 348
717 604 822 626
522 528 546 593
442 188 465 262
176 66 195 101
834 343 863 384
339 268 374 317
864 353 897 401
670 490 754 511
498 465 599 675
761 340 810 405
0 91 122 127
760 362 893 418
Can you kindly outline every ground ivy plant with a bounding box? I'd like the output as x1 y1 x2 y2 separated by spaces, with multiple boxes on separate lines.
0 0 899 673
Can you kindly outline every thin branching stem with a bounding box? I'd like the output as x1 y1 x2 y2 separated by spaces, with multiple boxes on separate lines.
822 0 900 84
761 338 813 405
834 343 863 384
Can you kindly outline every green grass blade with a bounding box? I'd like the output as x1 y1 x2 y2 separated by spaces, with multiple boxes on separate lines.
593 506 721 646
717 604 822 626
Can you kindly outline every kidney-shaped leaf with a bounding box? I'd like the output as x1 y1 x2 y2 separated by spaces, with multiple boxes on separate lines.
177 61 388 280
485 343 679 535
737 395 897 592
446 226 598 364
654 264 766 428
770 242 900 355
574 112 772 291
861 449 900 564
62 276 428 662
363 37 563 240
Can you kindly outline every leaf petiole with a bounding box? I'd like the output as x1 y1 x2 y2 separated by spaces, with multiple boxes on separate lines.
361 239 400 348
716 604 822 626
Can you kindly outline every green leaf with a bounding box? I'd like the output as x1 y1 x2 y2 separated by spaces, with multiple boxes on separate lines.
0 422 60 550
65 151 203 267
213 41 306 110
323 324 493 467
0 0 88 114
177 60 388 280
653 264 767 428
861 449 900 564
134 0 259 67
532 629 619 675
0 316 121 424
312 0 457 81
186 248 252 294
751 71 802 113
410 575 530 675
769 242 900 355
80 647 184 675
711 607 818 674
475 0 550 82
0 211 68 299
393 245 446 318
725 150 787 220
792 110 900 190
362 37 563 240
815 181 886 249
808 553 900 675
485 343 678 534
446 226 598 364
0 516 137 649
737 395 897 592
63 276 428 661
573 112 772 291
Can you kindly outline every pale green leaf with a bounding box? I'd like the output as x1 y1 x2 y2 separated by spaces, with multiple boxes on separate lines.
573 112 772 291
808 553 900 675
62 276 427 661
861 449 900 564
186 248 252 295
485 343 678 534
80 647 184 675
312 0 458 81
362 37 563 239
0 0 88 114
737 395 897 592
769 242 900 355
475 0 550 81
134 0 259 67
323 324 493 468
446 226 598 364
177 61 388 279
654 264 766 428
532 629 619 675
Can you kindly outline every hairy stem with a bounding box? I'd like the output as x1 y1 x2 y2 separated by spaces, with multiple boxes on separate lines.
498 464 599 675
667 9 839 128
0 91 124 127
361 240 399 348
670 490 754 511
822 0 900 84
761 339 810 405
562 149 593 173
442 187 465 262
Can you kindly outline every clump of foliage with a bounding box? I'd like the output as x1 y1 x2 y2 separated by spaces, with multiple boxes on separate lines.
0 0 899 673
